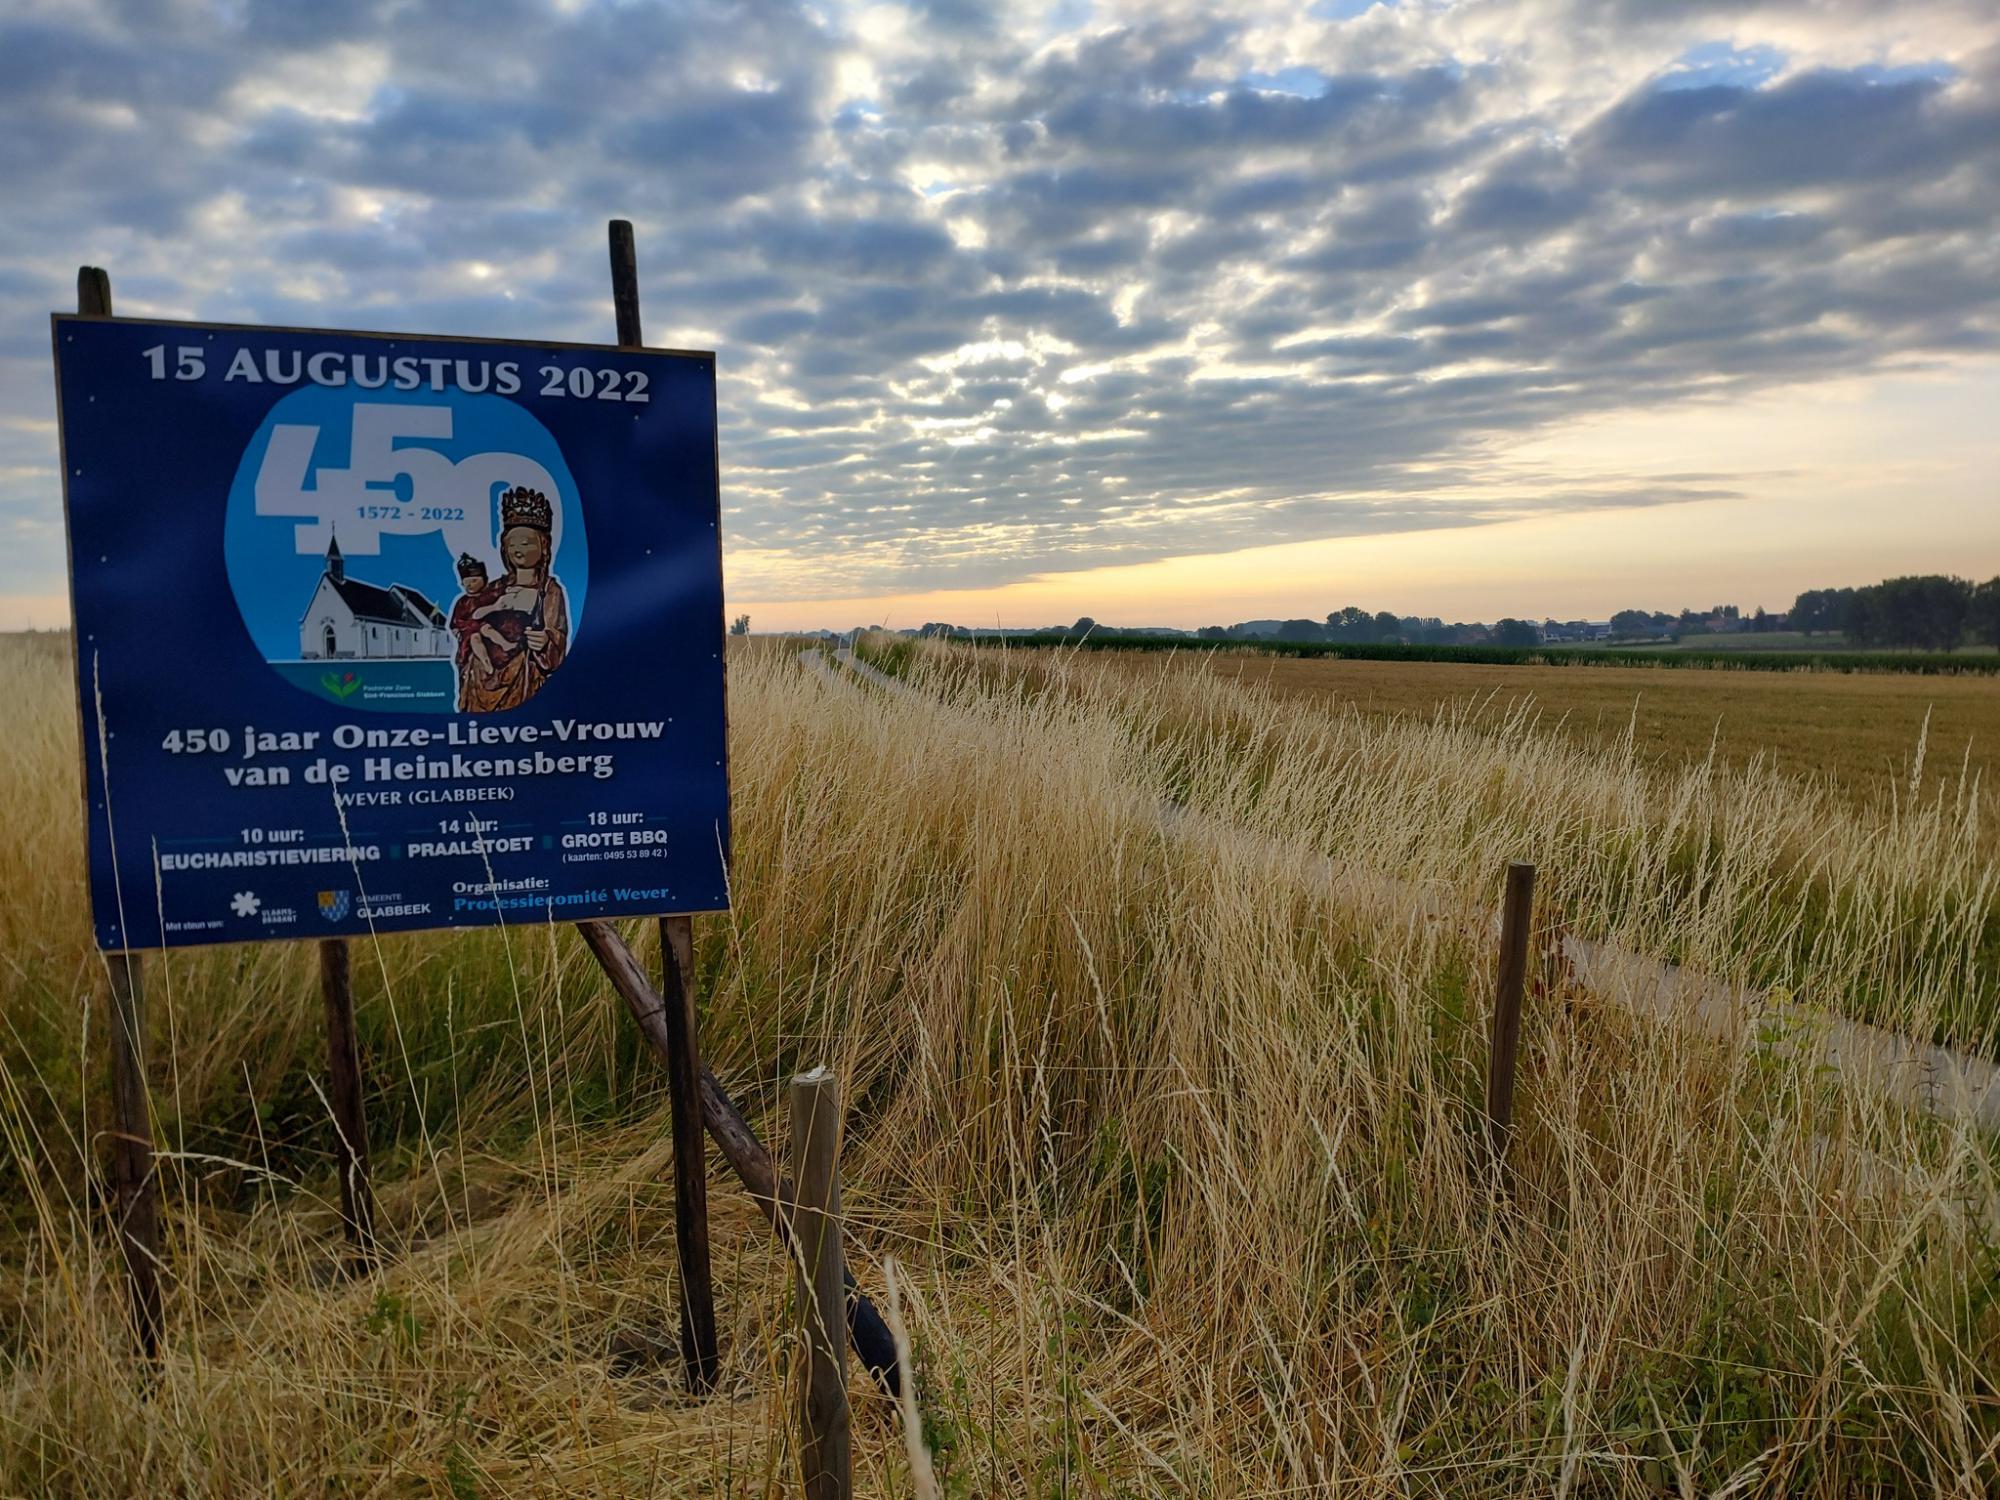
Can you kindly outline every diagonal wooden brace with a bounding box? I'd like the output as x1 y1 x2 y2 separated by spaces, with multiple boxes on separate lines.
576 919 902 1396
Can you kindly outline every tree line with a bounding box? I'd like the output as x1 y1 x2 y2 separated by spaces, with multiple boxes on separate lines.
1789 577 2000 652
1187 611 1544 647
900 573 2000 652
1183 575 2000 651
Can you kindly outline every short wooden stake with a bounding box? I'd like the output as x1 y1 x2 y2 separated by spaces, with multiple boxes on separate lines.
105 951 162 1358
1484 860 1537 1184
789 1069 852 1500
318 939 377 1262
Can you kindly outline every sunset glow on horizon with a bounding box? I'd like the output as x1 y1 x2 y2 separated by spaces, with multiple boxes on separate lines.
733 358 2000 632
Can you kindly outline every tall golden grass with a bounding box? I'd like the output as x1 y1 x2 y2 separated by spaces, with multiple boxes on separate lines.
932 639 2000 1050
0 629 1995 1496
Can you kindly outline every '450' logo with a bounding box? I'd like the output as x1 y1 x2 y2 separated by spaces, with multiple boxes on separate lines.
254 402 564 566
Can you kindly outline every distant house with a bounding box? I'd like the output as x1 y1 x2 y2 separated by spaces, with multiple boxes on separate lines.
298 535 449 660
1540 619 1615 644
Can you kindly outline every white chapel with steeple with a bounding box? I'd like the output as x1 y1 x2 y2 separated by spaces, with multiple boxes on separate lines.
298 534 450 660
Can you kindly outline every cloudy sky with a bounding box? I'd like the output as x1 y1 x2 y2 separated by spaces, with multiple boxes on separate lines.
4 0 1998 630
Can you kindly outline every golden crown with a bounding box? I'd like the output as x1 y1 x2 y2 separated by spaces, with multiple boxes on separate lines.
499 486 553 534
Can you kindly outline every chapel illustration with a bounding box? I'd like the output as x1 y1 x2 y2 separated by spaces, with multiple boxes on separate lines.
298 534 450 660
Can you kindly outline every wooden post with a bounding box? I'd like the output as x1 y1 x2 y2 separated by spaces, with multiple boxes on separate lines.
319 939 376 1261
608 218 645 352
790 1069 852 1500
79 264 164 1358
105 951 162 1358
1484 860 1537 1183
603 218 719 1393
575 920 901 1394
78 266 112 320
657 914 719 1390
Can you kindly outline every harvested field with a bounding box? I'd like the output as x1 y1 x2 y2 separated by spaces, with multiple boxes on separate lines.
1108 648 2000 823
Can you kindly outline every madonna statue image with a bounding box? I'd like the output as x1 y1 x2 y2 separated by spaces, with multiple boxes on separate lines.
455 485 571 712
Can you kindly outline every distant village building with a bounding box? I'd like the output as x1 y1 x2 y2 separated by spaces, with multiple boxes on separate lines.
299 535 449 660
1539 619 1615 644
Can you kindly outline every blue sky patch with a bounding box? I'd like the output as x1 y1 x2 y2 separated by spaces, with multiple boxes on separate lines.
1661 42 1787 92
1311 0 1392 20
1242 67 1332 99
1852 59 1957 87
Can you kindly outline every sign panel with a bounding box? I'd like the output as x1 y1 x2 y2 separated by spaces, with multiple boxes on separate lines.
52 315 730 951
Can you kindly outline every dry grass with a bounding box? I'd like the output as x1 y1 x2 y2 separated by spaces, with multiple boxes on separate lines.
1 629 1997 1496
931 640 2000 1049
1106 649 2000 827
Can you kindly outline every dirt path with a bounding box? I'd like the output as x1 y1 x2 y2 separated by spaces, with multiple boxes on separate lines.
818 645 2000 1147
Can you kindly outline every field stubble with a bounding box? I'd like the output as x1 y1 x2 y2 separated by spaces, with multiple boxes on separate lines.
0 629 1996 1496
1153 650 2000 827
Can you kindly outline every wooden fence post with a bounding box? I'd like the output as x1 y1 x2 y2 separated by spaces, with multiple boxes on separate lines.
601 219 719 1394
319 939 376 1261
79 263 164 1359
790 1068 852 1500
1484 860 1537 1185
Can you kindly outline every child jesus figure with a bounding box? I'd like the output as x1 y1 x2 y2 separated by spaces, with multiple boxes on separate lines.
449 553 505 689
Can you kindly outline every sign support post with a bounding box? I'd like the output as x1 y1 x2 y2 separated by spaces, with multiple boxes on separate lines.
79 264 164 1360
105 949 163 1359
318 937 376 1260
607 218 720 1394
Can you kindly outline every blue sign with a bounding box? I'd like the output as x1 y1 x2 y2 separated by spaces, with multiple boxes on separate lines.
52 315 730 950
